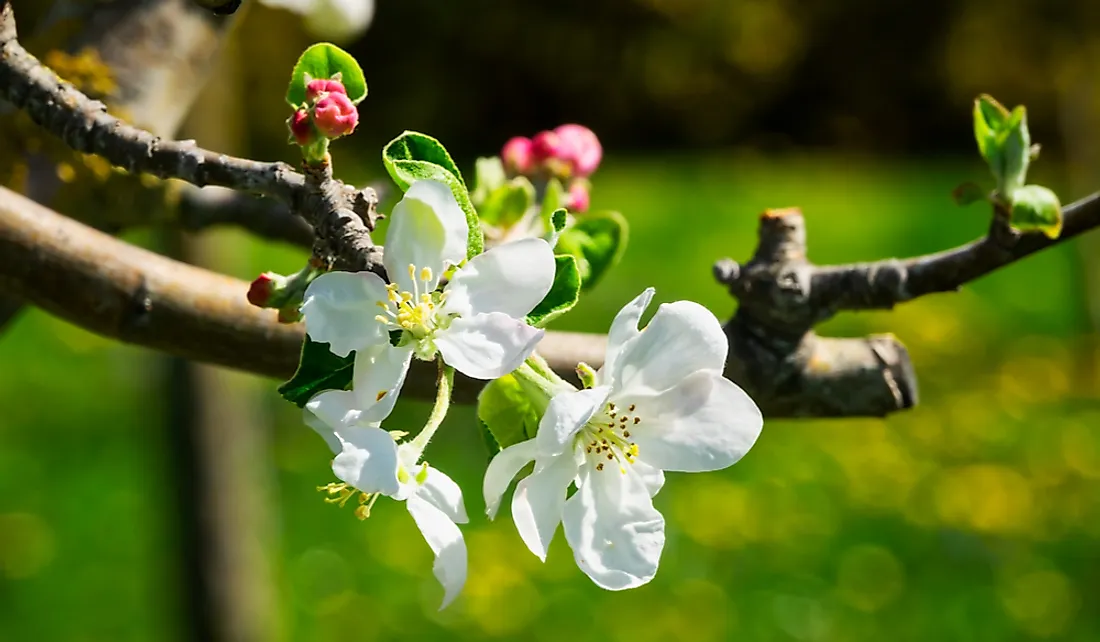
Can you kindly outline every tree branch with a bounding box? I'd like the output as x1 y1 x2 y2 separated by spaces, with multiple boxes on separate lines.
0 2 380 273
177 187 314 248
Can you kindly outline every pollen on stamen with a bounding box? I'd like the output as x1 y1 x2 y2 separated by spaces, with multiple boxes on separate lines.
628 404 636 411
596 463 605 471
633 417 641 424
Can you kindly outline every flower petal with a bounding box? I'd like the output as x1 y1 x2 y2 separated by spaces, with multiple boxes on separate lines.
385 180 468 293
632 460 665 497
599 288 654 387
302 271 390 357
562 464 665 590
330 425 401 496
434 312 543 379
610 300 727 397
627 370 762 472
483 439 539 519
407 494 467 610
536 386 610 457
443 238 555 318
302 404 342 454
305 389 364 440
352 344 414 423
512 452 579 561
418 466 468 524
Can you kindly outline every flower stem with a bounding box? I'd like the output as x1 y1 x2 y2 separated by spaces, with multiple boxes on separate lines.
513 359 574 415
410 358 454 454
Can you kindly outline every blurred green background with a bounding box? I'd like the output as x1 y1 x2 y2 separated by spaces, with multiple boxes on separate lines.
3 1 1100 641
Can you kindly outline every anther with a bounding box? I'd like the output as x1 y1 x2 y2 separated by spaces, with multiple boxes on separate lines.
633 417 641 424
628 404 636 411
596 463 604 471
407 264 416 279
375 390 386 401
420 267 432 282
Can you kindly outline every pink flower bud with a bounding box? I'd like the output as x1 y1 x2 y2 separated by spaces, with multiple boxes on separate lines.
287 109 314 146
501 136 534 176
247 273 278 307
530 130 564 164
566 181 590 213
312 92 358 139
554 124 602 177
306 78 347 103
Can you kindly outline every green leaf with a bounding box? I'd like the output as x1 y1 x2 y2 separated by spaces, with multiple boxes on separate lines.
471 157 506 207
550 208 567 233
952 182 987 207
479 178 535 228
286 43 367 106
277 337 354 407
1009 184 1063 239
553 210 628 290
382 131 483 257
526 255 581 327
540 178 565 227
996 106 1030 193
477 374 541 453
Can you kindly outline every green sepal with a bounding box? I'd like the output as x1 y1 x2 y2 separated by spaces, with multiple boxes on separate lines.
278 337 354 407
286 43 367 106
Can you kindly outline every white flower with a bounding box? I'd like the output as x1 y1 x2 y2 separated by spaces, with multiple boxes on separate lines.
483 288 763 590
305 406 468 609
258 0 375 41
302 179 556 425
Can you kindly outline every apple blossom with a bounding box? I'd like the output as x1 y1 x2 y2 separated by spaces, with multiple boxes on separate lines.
483 288 763 590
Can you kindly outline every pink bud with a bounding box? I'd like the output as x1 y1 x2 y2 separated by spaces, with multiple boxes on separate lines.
566 181 590 213
530 130 564 163
287 109 314 146
306 78 347 103
247 273 277 307
312 92 358 139
554 124 602 177
501 136 534 176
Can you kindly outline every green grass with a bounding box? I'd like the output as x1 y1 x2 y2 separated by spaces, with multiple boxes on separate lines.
1 154 1098 641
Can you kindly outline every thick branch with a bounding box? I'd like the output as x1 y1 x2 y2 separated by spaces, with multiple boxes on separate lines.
178 187 314 248
0 186 604 403
0 3 379 272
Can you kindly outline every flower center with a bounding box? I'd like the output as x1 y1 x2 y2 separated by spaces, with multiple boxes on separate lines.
576 401 642 473
374 264 452 359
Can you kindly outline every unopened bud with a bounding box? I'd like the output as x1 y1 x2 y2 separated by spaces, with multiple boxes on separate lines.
287 109 315 146
501 136 534 176
306 78 348 102
554 124 602 177
312 92 358 138
247 272 284 307
566 181 590 213
531 130 564 164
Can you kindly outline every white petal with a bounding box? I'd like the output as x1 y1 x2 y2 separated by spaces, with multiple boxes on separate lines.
443 238 555 318
302 404 342 454
536 386 610 457
483 439 539 519
304 0 375 40
627 370 762 472
417 466 468 524
511 452 579 561
305 389 364 436
330 425 401 496
434 312 543 379
562 464 665 590
610 300 728 397
302 271 391 357
599 288 654 387
632 460 666 497
385 180 468 293
407 494 467 610
352 344 413 424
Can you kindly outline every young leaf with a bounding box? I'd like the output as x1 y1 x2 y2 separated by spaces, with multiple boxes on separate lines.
278 337 354 407
286 43 367 106
996 106 1030 193
554 211 628 290
973 94 1007 165
479 178 535 228
477 374 542 453
526 255 582 327
470 157 506 207
382 132 483 257
1009 184 1063 239
382 131 465 188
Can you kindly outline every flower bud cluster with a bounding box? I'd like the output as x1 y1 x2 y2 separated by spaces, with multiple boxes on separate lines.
287 77 359 150
501 124 602 212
